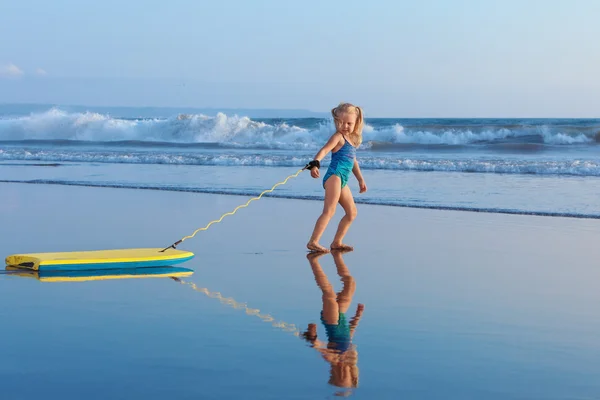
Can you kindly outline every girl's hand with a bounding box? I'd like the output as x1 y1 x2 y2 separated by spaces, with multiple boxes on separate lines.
359 179 367 193
311 168 320 178
355 303 365 319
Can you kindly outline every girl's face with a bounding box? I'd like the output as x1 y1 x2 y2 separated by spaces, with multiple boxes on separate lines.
336 112 357 135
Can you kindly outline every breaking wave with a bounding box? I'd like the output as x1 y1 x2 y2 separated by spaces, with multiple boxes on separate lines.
1 108 599 148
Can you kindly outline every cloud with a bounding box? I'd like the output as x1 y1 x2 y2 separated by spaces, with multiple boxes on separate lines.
35 68 48 76
0 63 24 78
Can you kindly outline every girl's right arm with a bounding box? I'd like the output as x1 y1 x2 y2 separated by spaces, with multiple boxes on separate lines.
312 133 342 162
307 133 341 177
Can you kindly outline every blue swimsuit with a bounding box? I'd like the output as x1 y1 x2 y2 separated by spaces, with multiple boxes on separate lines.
321 312 352 352
322 135 356 189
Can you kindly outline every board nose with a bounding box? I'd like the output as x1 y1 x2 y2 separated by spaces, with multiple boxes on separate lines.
5 255 40 270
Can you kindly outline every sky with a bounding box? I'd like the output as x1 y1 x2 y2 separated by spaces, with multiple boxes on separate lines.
1 0 599 117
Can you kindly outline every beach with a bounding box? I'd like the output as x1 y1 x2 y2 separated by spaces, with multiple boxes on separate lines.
2 181 600 399
3 1 600 397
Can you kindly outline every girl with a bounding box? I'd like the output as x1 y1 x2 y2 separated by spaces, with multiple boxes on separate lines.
305 103 367 253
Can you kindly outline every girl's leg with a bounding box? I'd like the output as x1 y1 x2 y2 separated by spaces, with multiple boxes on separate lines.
306 252 339 325
307 175 342 252
330 185 357 250
331 250 356 314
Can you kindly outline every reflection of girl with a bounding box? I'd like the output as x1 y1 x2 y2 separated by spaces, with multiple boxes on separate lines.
302 250 365 390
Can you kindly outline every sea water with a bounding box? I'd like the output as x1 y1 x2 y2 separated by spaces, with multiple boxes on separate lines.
1 106 599 218
2 105 600 399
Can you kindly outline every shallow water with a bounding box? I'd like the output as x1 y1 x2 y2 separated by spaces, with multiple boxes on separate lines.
2 183 600 399
1 162 599 218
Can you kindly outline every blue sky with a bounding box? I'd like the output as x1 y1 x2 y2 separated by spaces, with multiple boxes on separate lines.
1 0 599 117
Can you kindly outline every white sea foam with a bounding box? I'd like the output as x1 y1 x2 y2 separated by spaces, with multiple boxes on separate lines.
1 109 596 147
1 148 598 176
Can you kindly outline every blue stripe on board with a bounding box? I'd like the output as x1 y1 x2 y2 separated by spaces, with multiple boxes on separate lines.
38 255 195 271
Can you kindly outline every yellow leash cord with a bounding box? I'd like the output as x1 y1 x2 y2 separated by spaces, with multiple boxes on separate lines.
161 166 308 252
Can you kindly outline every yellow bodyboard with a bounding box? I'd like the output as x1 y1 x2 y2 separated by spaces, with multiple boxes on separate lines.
5 248 194 271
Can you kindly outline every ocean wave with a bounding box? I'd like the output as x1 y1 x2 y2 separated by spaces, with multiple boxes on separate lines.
2 179 598 220
1 149 599 176
1 108 599 147
0 108 329 149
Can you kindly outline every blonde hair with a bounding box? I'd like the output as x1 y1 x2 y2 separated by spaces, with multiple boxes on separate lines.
331 102 364 146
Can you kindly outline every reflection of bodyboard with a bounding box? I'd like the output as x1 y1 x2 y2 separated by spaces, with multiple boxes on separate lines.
4 266 194 282
5 248 194 271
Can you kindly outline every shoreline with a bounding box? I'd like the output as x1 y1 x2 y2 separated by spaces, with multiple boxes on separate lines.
2 180 599 220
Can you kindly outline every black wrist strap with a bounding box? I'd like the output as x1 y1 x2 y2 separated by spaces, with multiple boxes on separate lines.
307 160 320 170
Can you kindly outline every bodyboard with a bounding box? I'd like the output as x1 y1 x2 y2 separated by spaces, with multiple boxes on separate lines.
5 248 194 271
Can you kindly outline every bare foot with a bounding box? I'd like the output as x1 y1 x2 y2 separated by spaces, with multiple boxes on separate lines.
306 251 326 262
331 247 354 255
307 242 330 253
330 243 354 252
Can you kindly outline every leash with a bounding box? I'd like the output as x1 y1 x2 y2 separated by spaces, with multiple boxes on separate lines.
160 162 317 252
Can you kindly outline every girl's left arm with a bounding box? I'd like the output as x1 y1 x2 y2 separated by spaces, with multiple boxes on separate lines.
353 159 367 193
349 303 365 338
